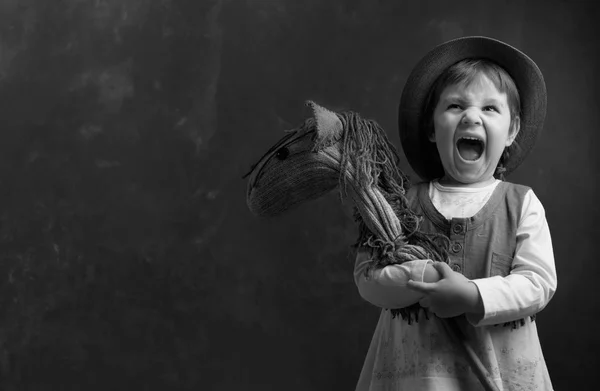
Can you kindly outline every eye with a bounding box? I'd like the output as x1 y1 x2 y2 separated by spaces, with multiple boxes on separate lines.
447 104 461 110
483 105 499 112
275 147 289 160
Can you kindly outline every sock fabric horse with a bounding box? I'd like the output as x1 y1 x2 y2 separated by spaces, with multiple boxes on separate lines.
244 101 500 391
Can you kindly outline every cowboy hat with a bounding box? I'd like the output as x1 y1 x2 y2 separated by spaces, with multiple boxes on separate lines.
398 36 547 181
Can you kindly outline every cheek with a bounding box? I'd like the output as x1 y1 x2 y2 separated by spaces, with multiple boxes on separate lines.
433 113 445 130
433 120 454 147
433 112 456 131
496 120 516 147
432 116 447 141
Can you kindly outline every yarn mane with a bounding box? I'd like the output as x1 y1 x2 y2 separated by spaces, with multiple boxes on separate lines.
332 111 450 273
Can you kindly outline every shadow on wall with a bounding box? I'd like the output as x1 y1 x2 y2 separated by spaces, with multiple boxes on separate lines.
0 0 597 390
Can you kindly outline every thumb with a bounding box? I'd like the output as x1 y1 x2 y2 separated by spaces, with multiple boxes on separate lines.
407 279 436 293
433 261 453 278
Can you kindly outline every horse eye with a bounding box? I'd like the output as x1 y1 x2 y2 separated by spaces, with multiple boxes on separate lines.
275 147 289 160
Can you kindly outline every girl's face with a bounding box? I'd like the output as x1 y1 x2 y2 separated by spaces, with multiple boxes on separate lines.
430 73 520 187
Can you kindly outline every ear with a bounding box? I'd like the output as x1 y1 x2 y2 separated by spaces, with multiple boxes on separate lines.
506 116 521 146
305 100 343 147
426 121 437 143
427 128 436 143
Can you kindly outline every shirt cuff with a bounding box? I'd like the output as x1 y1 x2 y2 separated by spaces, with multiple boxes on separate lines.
466 276 504 326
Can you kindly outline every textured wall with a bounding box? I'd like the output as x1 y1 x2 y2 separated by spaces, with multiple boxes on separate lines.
0 0 598 389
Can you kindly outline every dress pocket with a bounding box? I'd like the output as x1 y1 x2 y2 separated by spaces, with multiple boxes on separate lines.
490 252 513 277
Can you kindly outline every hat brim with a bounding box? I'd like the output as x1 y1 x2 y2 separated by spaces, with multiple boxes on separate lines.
398 36 547 181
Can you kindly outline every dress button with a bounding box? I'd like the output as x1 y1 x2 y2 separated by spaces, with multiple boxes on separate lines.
451 242 463 253
451 264 462 272
452 224 463 234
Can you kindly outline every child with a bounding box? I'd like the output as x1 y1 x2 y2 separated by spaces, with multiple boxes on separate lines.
354 36 557 390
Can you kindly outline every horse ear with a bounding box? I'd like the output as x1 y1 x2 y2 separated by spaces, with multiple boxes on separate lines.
305 100 343 147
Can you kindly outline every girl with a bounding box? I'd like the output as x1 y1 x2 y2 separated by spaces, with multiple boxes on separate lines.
354 36 557 390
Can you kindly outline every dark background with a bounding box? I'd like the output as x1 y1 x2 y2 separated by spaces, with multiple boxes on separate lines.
0 0 598 389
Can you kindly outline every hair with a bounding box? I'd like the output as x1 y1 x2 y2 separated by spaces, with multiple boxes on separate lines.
422 58 522 180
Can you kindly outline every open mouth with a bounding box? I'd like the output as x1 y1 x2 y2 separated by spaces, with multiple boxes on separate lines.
456 137 484 161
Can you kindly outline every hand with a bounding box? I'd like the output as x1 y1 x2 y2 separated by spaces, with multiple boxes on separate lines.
422 262 442 283
406 262 483 318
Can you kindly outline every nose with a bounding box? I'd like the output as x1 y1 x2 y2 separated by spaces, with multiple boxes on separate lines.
461 108 482 126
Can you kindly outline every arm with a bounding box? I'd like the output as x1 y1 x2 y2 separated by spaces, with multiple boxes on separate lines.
466 190 557 326
354 246 441 309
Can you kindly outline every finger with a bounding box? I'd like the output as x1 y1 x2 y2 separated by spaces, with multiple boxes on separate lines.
428 304 445 318
407 279 436 293
432 308 453 319
433 261 453 278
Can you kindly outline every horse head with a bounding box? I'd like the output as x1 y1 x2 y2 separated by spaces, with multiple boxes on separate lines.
244 101 346 217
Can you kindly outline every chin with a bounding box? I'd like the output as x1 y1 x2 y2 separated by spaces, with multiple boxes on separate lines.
446 169 492 186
